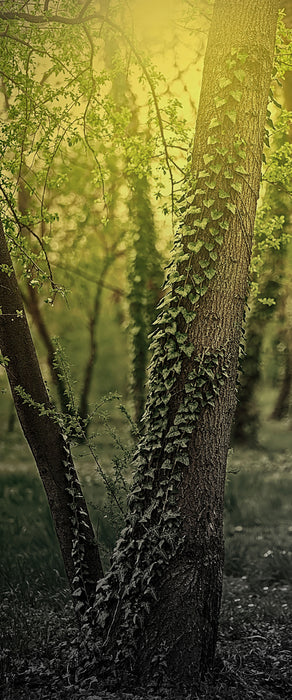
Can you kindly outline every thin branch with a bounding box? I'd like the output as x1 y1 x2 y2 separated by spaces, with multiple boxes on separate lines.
0 183 57 289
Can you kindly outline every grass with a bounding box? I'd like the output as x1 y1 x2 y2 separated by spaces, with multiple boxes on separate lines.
0 412 292 699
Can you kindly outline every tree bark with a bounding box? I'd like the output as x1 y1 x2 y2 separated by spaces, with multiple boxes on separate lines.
0 220 103 606
93 0 279 688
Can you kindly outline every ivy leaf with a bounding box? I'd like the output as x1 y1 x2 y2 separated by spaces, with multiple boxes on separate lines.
203 198 215 208
234 68 245 83
204 268 216 280
211 210 223 220
215 96 227 109
226 202 236 215
207 135 218 146
235 164 248 175
198 170 209 179
182 344 194 358
203 153 214 165
193 217 209 230
219 77 232 89
209 117 220 129
206 180 216 189
181 309 197 323
216 146 228 157
231 180 243 194
193 274 204 284
218 189 229 199
215 233 224 244
225 109 237 124
188 240 204 253
209 162 221 175
204 241 214 251
230 90 242 102
209 250 218 261
199 259 210 269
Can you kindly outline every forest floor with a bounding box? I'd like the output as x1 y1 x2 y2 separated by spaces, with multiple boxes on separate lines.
0 414 291 699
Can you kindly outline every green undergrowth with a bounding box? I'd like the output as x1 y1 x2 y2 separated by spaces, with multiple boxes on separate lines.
0 429 291 698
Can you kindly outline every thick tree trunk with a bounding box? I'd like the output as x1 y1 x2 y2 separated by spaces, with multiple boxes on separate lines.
146 2 278 682
93 0 278 688
0 220 103 606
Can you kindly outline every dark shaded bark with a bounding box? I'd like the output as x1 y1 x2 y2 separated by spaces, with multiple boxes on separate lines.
271 345 292 419
0 220 103 605
128 175 163 425
93 0 279 688
78 263 108 435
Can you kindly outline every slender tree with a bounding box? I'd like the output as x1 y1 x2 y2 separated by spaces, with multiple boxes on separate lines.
0 220 103 608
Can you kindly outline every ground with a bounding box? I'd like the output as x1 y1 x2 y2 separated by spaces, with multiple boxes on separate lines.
0 408 291 699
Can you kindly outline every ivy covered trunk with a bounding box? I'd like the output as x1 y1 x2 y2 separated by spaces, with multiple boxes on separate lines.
93 0 279 689
0 220 103 607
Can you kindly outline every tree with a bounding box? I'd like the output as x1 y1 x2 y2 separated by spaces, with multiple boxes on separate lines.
91 0 280 687
0 219 103 608
233 7 292 442
0 0 282 692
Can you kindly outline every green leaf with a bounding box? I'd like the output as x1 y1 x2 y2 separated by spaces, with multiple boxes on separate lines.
223 170 233 179
199 259 210 269
211 210 223 221
230 90 242 102
209 117 220 129
226 202 236 214
203 154 214 165
231 180 243 194
216 146 228 157
181 309 197 323
214 233 224 244
193 274 204 284
204 241 214 251
188 240 204 253
198 170 209 179
218 189 229 199
204 268 216 280
182 344 194 358
235 164 247 175
203 198 215 208
225 109 237 124
215 96 227 109
209 162 221 175
219 77 232 89
209 250 218 261
234 68 245 83
193 217 209 230
206 180 216 189
207 135 218 146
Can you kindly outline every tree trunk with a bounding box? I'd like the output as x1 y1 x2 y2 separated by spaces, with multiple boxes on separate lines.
128 175 163 425
78 264 108 438
271 346 292 419
0 220 103 607
93 0 278 688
